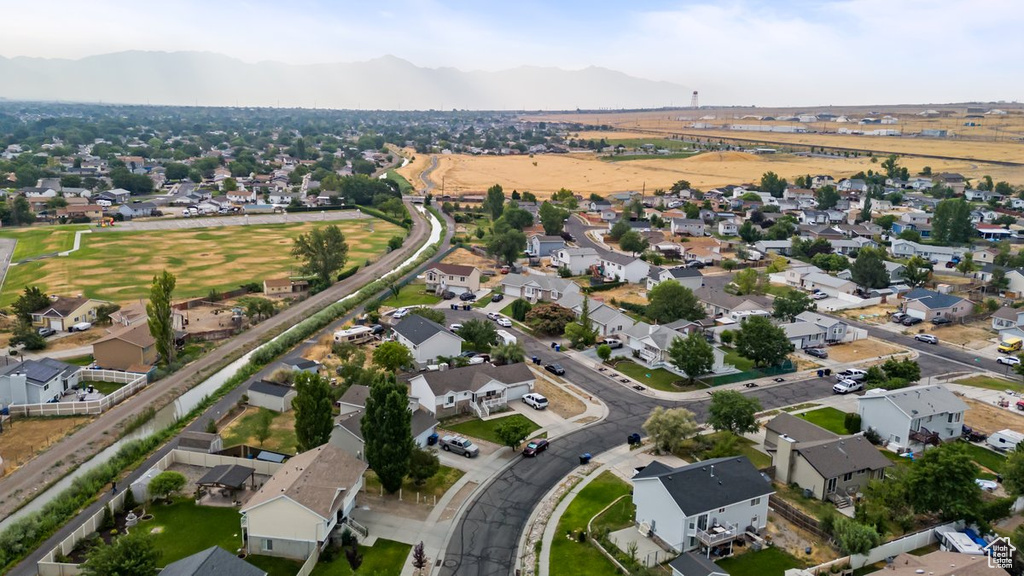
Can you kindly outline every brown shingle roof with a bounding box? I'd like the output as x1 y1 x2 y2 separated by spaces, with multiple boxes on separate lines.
263 278 292 289
95 323 155 348
36 296 89 317
241 444 366 520
429 263 476 276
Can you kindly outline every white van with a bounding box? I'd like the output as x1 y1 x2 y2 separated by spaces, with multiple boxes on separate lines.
987 429 1024 452
496 329 517 345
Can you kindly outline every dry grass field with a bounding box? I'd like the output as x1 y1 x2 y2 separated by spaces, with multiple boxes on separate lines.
395 147 434 191
964 398 1024 436
1 218 403 306
0 416 93 475
826 339 906 363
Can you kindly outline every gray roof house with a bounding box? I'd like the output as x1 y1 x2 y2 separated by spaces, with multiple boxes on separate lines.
160 546 266 576
795 311 848 343
646 266 704 291
407 363 535 418
330 385 439 455
528 234 566 257
858 384 968 450
0 358 81 407
763 413 839 450
774 431 893 503
392 315 464 368
599 251 651 284
501 273 580 303
669 553 729 576
779 321 826 350
902 288 971 322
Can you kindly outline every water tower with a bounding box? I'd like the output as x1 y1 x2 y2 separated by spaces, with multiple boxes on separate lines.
690 91 699 108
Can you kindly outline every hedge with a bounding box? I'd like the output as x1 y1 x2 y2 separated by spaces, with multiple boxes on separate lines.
581 281 626 294
357 204 410 229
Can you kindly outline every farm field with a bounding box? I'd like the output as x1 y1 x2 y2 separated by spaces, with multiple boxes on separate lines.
0 218 403 306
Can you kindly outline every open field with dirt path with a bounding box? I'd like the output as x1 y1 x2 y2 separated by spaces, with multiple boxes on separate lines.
0 218 404 306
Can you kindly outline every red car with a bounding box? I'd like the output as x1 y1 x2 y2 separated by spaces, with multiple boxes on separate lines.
523 439 550 457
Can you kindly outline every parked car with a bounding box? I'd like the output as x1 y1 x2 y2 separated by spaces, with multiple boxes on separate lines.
545 363 566 376
491 293 504 302
914 334 938 345
496 317 512 327
441 290 456 300
603 338 623 349
37 327 56 338
439 435 480 458
449 323 464 332
685 261 705 269
997 356 1020 366
392 307 410 319
812 292 829 301
486 312 500 321
522 439 550 457
459 292 477 301
805 347 828 359
931 317 952 326
901 317 923 326
523 393 549 410
833 379 864 394
70 322 92 332
370 324 385 335
961 425 988 442
890 312 907 323
460 351 477 358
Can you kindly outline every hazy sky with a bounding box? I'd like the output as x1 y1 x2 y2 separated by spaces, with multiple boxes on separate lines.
1 0 1021 105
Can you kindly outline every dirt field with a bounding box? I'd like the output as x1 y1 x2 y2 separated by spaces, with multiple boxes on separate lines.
585 283 648 306
0 416 92 475
394 147 433 191
837 303 899 325
532 376 587 419
827 338 907 364
964 398 1024 436
441 248 504 287
915 322 995 349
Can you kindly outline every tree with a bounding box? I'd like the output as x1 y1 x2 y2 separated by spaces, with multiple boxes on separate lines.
147 270 177 365
12 286 50 324
498 203 534 230
772 290 816 322
525 303 576 336
551 188 578 209
292 224 349 289
619 230 648 256
881 154 902 179
564 298 598 348
457 319 498 351
766 256 788 274
253 409 274 447
670 180 691 194
858 197 872 223
956 253 977 276
627 197 645 220
292 372 334 451
791 238 833 260
608 220 631 241
815 185 840 210
668 333 714 385
596 344 612 362
538 201 569 235
991 267 1010 293
492 341 525 365
373 341 414 372
766 220 795 240
222 177 238 192
412 541 428 574
12 196 34 225
874 214 898 231
880 358 921 383
736 316 794 368
850 247 890 289
707 390 762 434
647 283 704 324
759 171 788 197
811 253 849 272
362 374 413 493
906 442 982 520
733 269 760 295
738 221 762 243
831 516 881 555
483 184 505 219
931 198 973 245
408 446 440 486
510 298 532 321
409 307 446 325
902 256 932 288
1002 446 1024 497
486 230 526 265
148 471 187 503
81 532 159 576
495 417 534 450
642 407 698 454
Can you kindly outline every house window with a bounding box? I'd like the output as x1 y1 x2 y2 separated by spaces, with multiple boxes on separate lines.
718 508 725 513
44 383 49 390
445 395 455 407
843 472 853 482
750 498 760 506
956 413 961 422
263 539 273 551
948 413 954 423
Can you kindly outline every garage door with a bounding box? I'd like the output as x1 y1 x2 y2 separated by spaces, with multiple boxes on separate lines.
905 308 926 320
505 383 532 401
50 319 63 331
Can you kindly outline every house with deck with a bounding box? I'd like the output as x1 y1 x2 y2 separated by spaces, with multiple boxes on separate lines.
857 385 967 451
406 363 534 418
423 263 481 296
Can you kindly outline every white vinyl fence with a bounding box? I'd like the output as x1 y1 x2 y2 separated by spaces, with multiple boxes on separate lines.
9 370 148 417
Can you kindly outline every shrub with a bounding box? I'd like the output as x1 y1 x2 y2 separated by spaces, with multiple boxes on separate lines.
864 427 882 445
844 413 862 434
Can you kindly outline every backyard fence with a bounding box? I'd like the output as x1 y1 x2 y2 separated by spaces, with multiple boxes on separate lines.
767 495 831 542
9 370 149 417
296 547 321 576
850 521 960 568
700 360 796 387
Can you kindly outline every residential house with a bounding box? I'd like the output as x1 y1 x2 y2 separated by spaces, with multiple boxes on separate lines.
670 218 706 237
589 199 612 212
392 315 464 368
932 173 966 194
0 358 81 407
837 179 868 193
780 264 823 289
599 251 651 284
888 239 967 264
753 240 792 256
861 550 1009 576
283 359 321 374
247 380 297 413
159 546 267 576
56 204 103 221
647 267 704 291
263 277 310 297
96 188 132 205
92 322 158 371
992 306 1024 332
798 210 829 225
668 553 729 576
528 234 566 257
331 389 439 456
407 363 534 418
779 322 826 349
769 414 892 502
226 189 257 204
424 263 481 296
901 288 971 322
794 311 848 343
632 457 773 554
31 296 109 332
829 237 876 255
977 223 1014 241
118 202 157 219
857 384 967 450
1005 269 1024 295
550 247 600 275
763 412 839 451
802 273 856 296
695 287 771 320
811 175 835 189
717 220 738 236
501 273 579 303
631 323 726 372
556 293 633 337
240 444 367 559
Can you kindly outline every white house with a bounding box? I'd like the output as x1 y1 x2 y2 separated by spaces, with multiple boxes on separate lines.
227 189 257 203
599 251 651 284
779 322 826 350
671 218 706 237
407 363 534 418
857 385 968 451
501 274 579 303
992 306 1024 332
247 380 296 413
632 457 773 554
550 247 600 275
753 240 792 256
629 322 726 374
794 311 848 343
717 220 738 236
0 358 81 407
240 444 367 560
528 234 566 257
888 239 967 264
118 202 157 219
423 263 481 295
392 315 463 368
1004 269 1024 295
556 293 633 337
646 267 704 291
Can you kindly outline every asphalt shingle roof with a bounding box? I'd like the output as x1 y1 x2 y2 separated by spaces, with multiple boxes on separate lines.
794 435 893 479
903 288 966 310
765 413 840 445
633 457 773 516
392 314 455 346
160 547 267 576
248 380 293 398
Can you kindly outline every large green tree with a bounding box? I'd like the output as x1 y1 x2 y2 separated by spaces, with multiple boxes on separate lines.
931 198 973 245
902 256 932 288
906 442 982 520
668 333 715 384
362 374 413 493
292 371 335 451
372 341 414 372
486 230 526 265
291 224 349 289
146 270 177 365
759 171 788 197
707 390 762 434
735 316 794 368
815 185 840 210
618 230 648 256
850 247 890 289
564 298 598 348
81 532 159 576
148 471 186 503
538 201 569 236
643 407 698 454
12 286 50 324
646 283 704 324
738 221 762 243
483 183 505 220
457 319 498 350
772 290 816 322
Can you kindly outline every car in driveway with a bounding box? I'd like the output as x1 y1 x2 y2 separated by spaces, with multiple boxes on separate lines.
522 439 550 457
496 316 512 327
890 312 907 323
441 290 456 300
685 261 705 269
836 368 867 382
70 322 92 332
805 347 828 359
931 317 952 326
602 338 623 349
37 327 56 338
459 291 477 301
523 393 549 410
545 363 566 376
901 316 923 326
833 379 864 394
997 356 1020 366
491 293 504 302
812 291 829 300
914 334 938 345
449 323 464 332
439 435 480 458
392 307 410 319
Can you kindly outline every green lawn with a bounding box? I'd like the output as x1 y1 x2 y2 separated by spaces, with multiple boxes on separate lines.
386 169 415 194
499 301 516 316
722 347 756 371
797 407 850 435
245 555 304 576
0 225 88 260
310 538 412 576
954 375 1024 394
716 546 805 576
91 380 128 396
64 354 95 366
381 282 441 308
550 472 632 576
961 442 1007 473
612 360 704 392
602 137 694 150
363 464 464 499
148 499 245 566
691 431 772 469
221 407 298 454
447 414 540 445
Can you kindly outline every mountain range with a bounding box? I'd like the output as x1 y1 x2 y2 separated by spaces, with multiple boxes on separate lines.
0 51 690 110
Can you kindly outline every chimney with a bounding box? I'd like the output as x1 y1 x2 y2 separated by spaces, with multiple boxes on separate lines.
775 435 796 484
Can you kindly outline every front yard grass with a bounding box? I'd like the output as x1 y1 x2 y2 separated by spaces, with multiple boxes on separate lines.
148 499 244 565
797 407 850 435
680 431 772 469
721 346 756 371
446 413 540 445
245 555 304 576
220 407 298 454
612 360 705 392
310 538 411 576
381 282 441 308
716 546 804 576
363 464 464 499
550 471 632 576
955 375 1024 394
64 354 95 366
